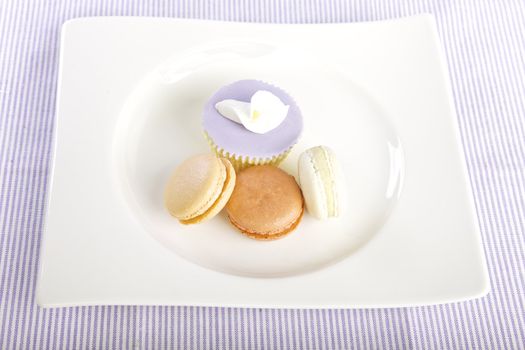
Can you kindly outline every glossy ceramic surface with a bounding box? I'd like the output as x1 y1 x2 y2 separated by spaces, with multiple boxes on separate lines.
113 44 403 277
36 16 489 308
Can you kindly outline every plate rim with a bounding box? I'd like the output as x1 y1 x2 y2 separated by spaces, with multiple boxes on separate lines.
36 14 490 308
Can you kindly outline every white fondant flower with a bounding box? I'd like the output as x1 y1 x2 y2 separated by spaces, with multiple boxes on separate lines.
214 99 250 124
215 90 289 134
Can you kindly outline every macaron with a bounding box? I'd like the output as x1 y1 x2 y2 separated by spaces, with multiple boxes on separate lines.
298 146 345 219
164 154 236 225
226 165 304 240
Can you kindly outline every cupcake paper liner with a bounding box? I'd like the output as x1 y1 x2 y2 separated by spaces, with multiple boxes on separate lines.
204 132 294 171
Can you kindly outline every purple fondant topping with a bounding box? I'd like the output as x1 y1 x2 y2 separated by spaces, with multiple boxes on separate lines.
202 79 303 158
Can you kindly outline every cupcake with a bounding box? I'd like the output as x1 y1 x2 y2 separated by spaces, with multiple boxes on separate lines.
203 79 303 171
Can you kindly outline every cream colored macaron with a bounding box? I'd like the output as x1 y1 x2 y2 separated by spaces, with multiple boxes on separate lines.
164 154 236 224
297 146 345 219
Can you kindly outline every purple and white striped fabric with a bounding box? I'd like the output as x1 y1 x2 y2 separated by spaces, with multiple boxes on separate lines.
1 0 524 348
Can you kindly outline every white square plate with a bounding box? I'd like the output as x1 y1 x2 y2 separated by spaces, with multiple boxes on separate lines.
37 15 489 308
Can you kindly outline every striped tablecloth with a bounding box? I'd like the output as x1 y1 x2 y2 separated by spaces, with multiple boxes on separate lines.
1 0 524 349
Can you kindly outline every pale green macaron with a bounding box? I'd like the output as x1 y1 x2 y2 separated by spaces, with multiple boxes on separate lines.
297 146 345 219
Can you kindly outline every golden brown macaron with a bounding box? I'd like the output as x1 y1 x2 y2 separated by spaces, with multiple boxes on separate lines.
226 165 304 240
164 154 236 224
